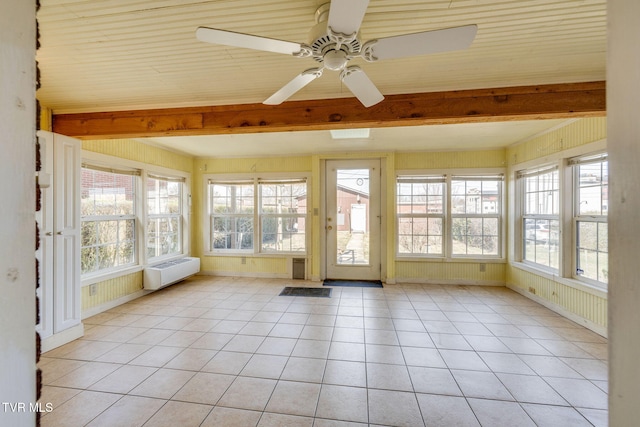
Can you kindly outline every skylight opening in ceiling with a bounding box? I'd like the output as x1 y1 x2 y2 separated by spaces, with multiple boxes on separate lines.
330 128 371 139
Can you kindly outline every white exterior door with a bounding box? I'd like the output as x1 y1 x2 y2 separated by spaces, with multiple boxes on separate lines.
37 131 81 338
325 159 381 280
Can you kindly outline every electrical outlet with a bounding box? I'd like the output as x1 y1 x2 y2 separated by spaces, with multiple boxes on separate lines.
89 283 97 296
241 256 246 265
479 263 486 272
528 286 536 295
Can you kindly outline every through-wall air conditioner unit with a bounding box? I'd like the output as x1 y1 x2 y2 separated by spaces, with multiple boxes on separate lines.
143 257 200 290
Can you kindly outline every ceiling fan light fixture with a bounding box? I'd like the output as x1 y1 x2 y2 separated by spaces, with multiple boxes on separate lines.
323 49 349 70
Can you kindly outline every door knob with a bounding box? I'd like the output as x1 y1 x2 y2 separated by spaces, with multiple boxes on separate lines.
327 226 333 230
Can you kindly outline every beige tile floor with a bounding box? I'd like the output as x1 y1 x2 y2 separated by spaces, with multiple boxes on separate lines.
39 276 609 427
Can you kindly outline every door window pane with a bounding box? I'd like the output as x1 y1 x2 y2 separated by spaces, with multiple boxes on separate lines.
336 169 369 265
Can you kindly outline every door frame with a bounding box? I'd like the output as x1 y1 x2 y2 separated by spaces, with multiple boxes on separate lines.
320 157 387 281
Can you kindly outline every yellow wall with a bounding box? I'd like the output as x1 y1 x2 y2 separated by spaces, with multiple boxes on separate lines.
82 139 193 172
506 117 607 334
396 148 507 169
507 117 607 166
82 272 143 313
507 268 607 330
201 256 289 277
395 261 505 285
81 140 194 312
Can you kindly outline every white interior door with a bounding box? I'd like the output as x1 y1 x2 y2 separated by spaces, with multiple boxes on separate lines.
53 133 81 333
325 159 381 280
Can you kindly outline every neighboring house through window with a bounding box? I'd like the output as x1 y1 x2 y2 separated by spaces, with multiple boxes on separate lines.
451 176 502 256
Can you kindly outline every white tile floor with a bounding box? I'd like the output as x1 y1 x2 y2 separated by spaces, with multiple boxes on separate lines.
39 276 609 426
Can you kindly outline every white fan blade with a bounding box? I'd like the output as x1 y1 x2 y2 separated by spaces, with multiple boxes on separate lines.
328 0 369 36
363 24 477 61
196 27 303 55
340 66 384 107
264 68 323 105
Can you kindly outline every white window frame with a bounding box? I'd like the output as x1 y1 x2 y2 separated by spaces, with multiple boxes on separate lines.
81 151 191 285
80 163 140 278
571 153 608 288
395 169 505 261
258 179 308 254
396 175 446 257
518 165 561 272
450 175 504 258
146 173 187 262
204 173 310 255
209 180 255 252
511 138 608 294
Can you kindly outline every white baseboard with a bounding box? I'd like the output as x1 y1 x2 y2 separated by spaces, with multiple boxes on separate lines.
394 278 506 287
40 323 84 353
507 283 607 338
198 270 290 279
82 290 148 320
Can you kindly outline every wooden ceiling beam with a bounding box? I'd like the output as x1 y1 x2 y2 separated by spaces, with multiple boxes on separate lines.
52 81 605 139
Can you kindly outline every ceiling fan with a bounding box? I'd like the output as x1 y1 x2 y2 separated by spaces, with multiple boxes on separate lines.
196 0 477 107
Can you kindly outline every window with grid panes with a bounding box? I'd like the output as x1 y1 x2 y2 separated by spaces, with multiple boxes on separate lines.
80 165 138 275
259 180 307 253
519 166 560 270
572 154 608 286
451 176 503 256
146 174 184 259
396 176 445 255
209 181 255 251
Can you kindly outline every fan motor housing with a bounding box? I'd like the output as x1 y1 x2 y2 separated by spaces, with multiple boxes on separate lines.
307 20 361 64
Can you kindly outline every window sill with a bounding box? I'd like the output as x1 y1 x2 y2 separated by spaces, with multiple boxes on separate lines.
81 265 144 287
510 262 607 298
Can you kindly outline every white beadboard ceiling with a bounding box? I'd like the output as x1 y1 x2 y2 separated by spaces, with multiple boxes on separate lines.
36 0 606 157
